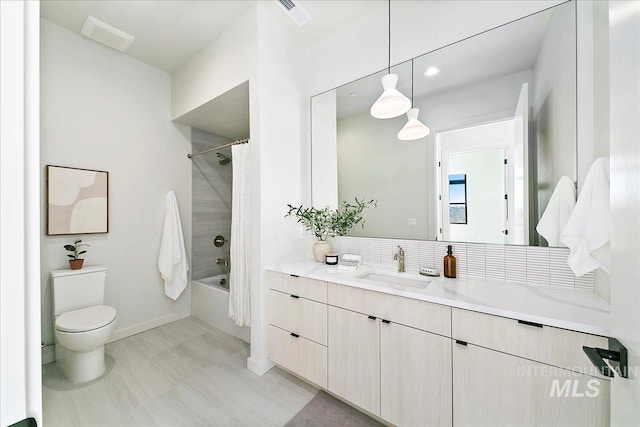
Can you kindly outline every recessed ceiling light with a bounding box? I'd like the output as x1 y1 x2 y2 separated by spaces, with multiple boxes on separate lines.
424 67 440 77
349 93 357 97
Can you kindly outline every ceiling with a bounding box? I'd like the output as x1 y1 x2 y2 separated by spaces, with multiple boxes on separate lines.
336 7 552 119
41 0 383 74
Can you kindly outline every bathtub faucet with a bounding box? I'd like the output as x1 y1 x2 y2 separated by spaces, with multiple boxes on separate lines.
216 258 229 268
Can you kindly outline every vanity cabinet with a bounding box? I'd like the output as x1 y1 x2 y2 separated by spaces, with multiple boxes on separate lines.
267 269 610 427
380 320 452 426
327 306 380 415
327 283 453 425
452 308 610 426
267 272 328 388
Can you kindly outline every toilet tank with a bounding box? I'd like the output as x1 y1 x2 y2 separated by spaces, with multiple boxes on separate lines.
51 266 107 316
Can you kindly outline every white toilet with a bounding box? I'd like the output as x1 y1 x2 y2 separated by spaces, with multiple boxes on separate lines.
51 265 118 383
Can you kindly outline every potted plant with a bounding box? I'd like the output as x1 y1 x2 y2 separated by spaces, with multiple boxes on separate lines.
286 198 376 262
64 240 90 270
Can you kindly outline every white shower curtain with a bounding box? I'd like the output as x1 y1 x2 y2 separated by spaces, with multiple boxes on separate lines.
229 142 251 327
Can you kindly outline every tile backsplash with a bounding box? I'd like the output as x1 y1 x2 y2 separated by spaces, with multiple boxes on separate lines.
329 236 594 292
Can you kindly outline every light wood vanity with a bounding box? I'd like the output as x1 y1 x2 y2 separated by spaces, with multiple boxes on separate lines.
267 268 611 426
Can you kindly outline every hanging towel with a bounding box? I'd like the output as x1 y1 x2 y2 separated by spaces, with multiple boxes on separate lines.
229 143 251 327
158 190 189 300
560 158 610 276
536 176 576 247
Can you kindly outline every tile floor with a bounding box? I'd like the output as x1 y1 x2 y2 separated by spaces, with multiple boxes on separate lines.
42 317 318 426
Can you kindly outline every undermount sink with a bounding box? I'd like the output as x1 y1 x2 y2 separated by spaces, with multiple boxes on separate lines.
358 271 432 289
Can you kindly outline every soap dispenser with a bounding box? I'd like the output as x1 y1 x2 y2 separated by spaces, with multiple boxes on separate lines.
444 245 456 278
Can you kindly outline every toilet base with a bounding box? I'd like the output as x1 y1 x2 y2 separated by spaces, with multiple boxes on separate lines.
57 345 106 383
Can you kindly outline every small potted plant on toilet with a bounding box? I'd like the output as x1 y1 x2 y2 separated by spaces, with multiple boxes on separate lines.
64 240 90 270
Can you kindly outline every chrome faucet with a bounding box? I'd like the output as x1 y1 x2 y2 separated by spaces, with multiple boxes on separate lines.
393 245 405 273
216 258 229 268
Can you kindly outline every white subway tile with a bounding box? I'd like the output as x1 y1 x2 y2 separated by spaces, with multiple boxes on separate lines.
505 246 527 284
485 244 506 281
466 244 486 279
526 246 550 287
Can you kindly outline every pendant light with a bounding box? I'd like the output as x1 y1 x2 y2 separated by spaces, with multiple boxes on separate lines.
398 59 430 140
370 0 411 119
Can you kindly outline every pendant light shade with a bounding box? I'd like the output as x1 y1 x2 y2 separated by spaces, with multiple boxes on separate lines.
397 108 430 140
370 74 412 119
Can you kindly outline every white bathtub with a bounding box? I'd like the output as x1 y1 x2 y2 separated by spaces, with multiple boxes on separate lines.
191 274 250 343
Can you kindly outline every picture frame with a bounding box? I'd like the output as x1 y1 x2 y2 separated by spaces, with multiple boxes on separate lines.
46 165 109 235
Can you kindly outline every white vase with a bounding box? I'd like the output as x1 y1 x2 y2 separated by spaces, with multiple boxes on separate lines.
313 240 332 262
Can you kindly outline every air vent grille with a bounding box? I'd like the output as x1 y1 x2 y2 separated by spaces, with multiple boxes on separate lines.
278 0 296 11
80 16 135 52
273 0 312 26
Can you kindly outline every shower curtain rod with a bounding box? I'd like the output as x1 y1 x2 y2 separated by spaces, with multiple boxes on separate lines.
187 138 249 159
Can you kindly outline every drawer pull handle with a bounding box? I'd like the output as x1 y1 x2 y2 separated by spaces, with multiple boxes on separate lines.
290 294 300 299
583 337 628 378
290 332 300 338
455 340 468 346
518 320 543 328
381 319 391 324
368 315 377 320
290 274 299 278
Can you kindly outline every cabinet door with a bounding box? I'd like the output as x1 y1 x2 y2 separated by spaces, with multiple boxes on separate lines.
380 322 452 426
453 342 610 426
328 306 380 416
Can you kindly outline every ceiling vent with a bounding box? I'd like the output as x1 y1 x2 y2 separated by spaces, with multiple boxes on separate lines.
80 16 135 52
274 0 312 26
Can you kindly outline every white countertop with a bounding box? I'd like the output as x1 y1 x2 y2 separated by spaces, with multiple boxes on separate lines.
267 260 611 337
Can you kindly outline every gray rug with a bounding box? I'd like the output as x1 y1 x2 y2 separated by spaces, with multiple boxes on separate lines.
285 391 385 427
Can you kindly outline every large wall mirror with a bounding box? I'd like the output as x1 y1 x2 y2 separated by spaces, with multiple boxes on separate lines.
311 1 576 247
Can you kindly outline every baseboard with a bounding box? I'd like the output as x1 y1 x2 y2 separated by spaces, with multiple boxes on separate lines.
247 356 274 376
42 345 55 365
108 312 191 343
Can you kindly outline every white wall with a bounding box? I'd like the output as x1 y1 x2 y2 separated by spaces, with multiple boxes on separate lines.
40 20 192 351
249 2 306 374
1 1 42 425
171 6 258 120
609 0 640 423
170 2 305 376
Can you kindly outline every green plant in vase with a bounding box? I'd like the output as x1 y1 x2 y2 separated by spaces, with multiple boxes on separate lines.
286 198 376 262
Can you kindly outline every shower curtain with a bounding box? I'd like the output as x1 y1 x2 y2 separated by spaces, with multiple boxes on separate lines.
229 142 251 327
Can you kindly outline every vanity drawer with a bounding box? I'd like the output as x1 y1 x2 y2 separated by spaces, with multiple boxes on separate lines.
269 289 327 345
327 282 451 337
269 325 327 388
451 308 608 378
268 271 327 303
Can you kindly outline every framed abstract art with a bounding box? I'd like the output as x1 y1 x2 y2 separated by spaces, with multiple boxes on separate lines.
46 165 109 235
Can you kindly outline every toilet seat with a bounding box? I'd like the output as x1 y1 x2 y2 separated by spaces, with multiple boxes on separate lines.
55 305 117 333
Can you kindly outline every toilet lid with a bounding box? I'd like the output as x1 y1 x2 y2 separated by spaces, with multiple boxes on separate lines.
55 305 117 332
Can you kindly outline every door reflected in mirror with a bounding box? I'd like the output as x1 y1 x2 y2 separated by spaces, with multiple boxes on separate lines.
311 1 577 246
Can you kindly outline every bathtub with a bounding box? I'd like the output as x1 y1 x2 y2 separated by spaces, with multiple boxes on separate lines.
191 274 250 343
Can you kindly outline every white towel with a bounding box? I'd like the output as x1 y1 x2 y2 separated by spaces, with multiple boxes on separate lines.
536 176 576 247
561 158 610 276
158 190 189 300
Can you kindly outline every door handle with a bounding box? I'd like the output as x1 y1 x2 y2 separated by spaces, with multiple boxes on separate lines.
583 337 628 378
